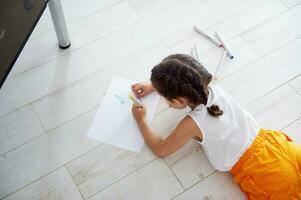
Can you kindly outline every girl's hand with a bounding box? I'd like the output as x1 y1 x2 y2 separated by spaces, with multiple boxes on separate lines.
132 104 146 122
131 82 154 98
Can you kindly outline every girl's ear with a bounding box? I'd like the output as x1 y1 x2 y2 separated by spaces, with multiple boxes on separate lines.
173 97 188 105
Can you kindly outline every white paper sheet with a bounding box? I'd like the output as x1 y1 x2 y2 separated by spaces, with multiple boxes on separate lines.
86 76 160 153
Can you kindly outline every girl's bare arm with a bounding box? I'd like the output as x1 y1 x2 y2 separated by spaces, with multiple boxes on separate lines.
135 115 202 157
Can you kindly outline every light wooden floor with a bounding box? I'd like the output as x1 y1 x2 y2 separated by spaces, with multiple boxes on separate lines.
1 0 301 199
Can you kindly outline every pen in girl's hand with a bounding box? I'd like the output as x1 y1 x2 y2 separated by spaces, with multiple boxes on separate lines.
129 94 143 106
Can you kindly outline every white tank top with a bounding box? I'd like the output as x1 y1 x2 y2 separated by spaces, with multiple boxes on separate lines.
188 85 259 171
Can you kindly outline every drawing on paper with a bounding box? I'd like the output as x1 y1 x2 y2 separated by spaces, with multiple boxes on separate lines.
114 94 125 104
86 76 160 153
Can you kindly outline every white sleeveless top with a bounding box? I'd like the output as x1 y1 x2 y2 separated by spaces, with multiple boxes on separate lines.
188 85 259 171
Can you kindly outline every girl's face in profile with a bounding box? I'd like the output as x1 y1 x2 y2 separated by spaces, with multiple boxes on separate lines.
153 86 194 110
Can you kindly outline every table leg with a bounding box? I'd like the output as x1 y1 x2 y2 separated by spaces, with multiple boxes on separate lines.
48 0 71 49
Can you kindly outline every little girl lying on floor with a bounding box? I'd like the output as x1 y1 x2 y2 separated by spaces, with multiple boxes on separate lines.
131 54 301 199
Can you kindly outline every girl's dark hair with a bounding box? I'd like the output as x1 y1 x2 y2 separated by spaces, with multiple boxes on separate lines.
150 54 223 117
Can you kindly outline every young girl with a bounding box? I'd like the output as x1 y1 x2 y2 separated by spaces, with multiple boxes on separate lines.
131 54 301 199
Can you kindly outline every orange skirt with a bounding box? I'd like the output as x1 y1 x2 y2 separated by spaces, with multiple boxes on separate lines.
230 129 301 200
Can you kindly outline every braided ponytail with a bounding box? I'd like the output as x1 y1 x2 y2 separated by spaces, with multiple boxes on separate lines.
207 104 223 117
151 54 223 117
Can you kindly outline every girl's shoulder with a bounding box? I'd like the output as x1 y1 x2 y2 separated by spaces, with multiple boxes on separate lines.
208 84 238 106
